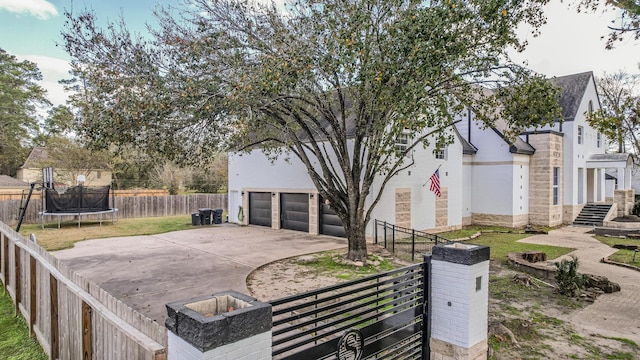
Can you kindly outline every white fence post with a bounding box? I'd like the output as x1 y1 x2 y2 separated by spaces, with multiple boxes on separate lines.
430 243 490 360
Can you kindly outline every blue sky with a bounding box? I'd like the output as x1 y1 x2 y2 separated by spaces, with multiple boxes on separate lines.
0 0 638 106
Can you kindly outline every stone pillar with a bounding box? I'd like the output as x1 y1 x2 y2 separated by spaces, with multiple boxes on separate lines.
429 243 490 360
166 291 272 360
308 192 319 235
271 192 280 230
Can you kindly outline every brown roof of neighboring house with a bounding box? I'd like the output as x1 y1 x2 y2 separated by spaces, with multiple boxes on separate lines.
0 175 30 187
21 147 49 169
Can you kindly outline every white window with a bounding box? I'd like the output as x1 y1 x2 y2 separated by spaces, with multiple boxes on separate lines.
577 126 583 145
434 148 446 160
395 133 409 152
553 167 559 205
588 100 594 115
597 132 602 148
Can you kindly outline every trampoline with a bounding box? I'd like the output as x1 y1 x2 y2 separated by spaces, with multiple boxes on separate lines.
39 185 118 229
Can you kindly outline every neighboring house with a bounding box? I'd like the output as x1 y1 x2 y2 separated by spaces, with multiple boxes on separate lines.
16 147 112 187
0 175 30 189
228 71 634 236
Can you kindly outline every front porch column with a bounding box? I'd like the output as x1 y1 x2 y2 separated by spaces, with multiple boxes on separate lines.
617 167 626 190
625 167 632 189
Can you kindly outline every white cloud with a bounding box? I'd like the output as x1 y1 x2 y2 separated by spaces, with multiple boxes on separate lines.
17 54 72 106
0 0 58 20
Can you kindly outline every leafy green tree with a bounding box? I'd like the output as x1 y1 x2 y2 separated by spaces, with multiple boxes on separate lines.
0 48 50 175
587 71 640 157
577 0 640 48
62 0 562 260
34 137 111 186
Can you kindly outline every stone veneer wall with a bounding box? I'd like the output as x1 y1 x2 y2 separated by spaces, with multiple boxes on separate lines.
527 133 563 227
436 188 449 228
563 204 585 224
614 189 635 217
395 188 411 229
471 213 528 228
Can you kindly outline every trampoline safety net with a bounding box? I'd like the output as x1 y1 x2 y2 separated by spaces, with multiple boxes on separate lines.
45 186 111 213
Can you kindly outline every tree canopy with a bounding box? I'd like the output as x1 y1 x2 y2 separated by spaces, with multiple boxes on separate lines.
62 0 562 260
0 48 50 175
587 71 640 157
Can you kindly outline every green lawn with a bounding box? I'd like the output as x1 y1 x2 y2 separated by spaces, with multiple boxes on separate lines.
439 227 575 262
0 284 47 360
594 235 640 267
18 215 207 251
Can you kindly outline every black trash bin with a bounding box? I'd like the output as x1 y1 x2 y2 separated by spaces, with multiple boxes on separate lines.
191 212 201 226
199 208 213 225
212 209 223 224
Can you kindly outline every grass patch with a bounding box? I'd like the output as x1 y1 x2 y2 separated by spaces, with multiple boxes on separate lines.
0 284 47 360
468 232 574 262
19 215 200 251
298 251 397 280
594 236 640 267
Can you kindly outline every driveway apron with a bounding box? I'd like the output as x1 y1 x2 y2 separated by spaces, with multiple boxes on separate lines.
53 224 346 325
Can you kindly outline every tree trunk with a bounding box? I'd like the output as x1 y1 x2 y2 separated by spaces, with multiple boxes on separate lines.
346 221 368 262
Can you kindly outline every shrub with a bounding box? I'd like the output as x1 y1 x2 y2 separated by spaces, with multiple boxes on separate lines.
554 255 585 297
632 201 640 216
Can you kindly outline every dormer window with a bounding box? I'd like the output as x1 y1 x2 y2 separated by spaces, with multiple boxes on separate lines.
434 148 446 160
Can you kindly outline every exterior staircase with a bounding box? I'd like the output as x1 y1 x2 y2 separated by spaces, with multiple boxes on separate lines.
573 203 612 227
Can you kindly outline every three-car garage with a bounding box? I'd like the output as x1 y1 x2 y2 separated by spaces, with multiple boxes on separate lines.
247 191 345 237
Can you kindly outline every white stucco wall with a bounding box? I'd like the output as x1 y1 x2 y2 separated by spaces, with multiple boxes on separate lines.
229 127 465 235
560 77 606 206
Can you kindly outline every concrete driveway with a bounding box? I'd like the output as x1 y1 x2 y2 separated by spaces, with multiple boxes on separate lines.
53 224 346 325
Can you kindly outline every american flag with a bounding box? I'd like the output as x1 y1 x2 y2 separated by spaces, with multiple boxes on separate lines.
429 169 441 197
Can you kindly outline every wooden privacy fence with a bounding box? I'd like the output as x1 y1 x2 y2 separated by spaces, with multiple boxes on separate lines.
0 189 169 201
0 193 228 225
0 221 167 359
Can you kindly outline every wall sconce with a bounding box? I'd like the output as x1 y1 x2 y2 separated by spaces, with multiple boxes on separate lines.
241 191 244 196
272 192 276 197
309 193 314 199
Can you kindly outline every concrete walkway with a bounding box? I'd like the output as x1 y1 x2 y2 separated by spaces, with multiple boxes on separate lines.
53 224 346 325
520 226 640 344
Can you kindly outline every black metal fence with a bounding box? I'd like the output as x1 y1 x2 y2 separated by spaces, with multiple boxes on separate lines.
269 262 428 360
374 220 450 261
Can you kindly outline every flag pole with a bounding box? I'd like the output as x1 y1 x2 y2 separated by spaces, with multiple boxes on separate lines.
422 164 442 187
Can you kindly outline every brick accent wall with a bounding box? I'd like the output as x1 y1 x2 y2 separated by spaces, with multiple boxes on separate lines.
168 330 271 360
395 188 411 229
527 133 563 227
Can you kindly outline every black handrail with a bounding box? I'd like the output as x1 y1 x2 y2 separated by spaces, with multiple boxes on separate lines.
373 219 451 261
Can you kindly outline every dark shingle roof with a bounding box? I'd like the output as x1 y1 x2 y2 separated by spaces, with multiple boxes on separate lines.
0 175 30 187
553 71 593 122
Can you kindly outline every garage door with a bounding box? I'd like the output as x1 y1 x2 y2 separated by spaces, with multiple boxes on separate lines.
249 192 272 227
319 196 346 237
280 193 309 232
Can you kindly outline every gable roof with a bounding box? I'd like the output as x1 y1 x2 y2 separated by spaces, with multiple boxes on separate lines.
553 71 593 122
21 147 49 169
0 175 30 187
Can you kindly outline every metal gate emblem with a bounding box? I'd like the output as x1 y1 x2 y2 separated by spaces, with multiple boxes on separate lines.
337 329 364 360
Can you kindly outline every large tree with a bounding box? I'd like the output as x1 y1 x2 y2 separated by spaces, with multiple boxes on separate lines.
0 48 50 175
62 0 561 260
587 71 640 157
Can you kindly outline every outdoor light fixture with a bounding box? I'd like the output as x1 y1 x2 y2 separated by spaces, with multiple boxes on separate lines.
309 194 314 199
272 192 276 197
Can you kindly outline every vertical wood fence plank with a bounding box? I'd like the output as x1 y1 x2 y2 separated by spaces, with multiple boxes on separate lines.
14 245 21 316
30 255 37 336
82 301 92 360
50 274 59 360
2 234 7 291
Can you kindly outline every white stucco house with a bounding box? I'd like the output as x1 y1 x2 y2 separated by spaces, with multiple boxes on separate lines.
228 71 634 237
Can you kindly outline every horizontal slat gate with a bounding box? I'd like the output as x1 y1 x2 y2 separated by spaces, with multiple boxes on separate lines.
270 263 427 359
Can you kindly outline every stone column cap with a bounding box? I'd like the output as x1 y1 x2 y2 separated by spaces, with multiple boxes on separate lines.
432 243 490 265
